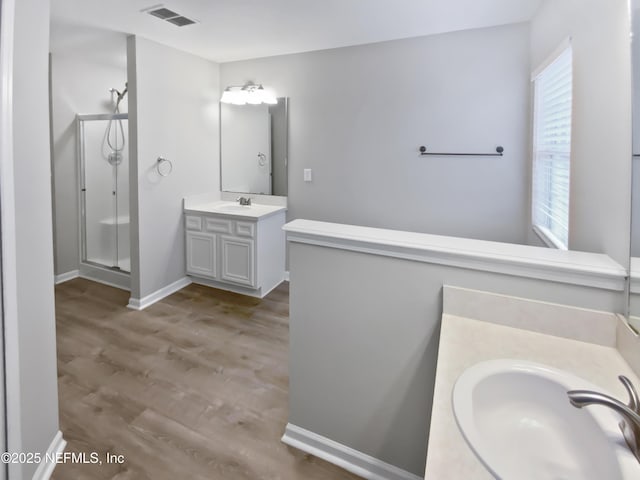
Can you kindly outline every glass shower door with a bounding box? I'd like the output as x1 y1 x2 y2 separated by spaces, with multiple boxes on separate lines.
78 114 130 273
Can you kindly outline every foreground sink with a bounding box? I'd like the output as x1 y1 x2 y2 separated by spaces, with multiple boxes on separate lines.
453 359 639 479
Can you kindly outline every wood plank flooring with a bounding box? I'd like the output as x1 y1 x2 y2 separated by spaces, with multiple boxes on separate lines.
53 279 360 480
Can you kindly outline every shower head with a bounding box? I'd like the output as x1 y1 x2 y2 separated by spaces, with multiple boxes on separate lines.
118 83 128 103
110 83 128 108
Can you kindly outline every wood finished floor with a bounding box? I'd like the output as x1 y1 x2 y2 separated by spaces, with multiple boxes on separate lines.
53 279 359 480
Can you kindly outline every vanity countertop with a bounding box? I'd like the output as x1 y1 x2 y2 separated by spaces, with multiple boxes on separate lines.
184 201 286 220
424 309 640 479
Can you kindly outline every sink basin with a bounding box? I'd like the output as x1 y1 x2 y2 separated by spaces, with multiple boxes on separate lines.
453 359 639 479
216 204 252 212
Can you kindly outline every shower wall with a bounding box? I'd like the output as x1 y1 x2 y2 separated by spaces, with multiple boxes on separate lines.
50 26 128 277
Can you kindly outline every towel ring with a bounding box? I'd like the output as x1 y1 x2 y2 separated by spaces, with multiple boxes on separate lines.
156 157 173 177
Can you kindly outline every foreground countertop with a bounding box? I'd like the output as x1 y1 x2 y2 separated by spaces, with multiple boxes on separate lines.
184 201 286 220
424 312 640 479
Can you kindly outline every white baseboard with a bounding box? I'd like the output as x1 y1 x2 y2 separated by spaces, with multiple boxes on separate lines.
54 270 79 285
32 430 66 480
281 424 421 480
284 271 290 282
127 276 191 310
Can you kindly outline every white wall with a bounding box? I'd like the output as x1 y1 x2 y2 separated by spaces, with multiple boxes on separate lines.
530 0 632 266
1 0 60 477
221 23 532 245
127 36 220 300
50 27 128 275
631 7 640 256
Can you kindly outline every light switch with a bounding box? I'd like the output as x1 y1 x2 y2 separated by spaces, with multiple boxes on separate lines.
304 169 313 182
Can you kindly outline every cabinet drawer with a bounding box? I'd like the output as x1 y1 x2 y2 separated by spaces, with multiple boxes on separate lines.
204 217 232 234
185 215 202 231
235 221 256 238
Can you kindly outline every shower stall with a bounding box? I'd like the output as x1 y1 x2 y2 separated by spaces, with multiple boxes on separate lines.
77 113 130 273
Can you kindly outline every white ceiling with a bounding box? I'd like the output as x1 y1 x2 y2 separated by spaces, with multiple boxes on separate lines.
50 0 543 63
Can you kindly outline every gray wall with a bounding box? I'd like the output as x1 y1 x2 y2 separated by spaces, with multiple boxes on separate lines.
3 0 60 477
49 28 128 276
288 241 623 476
127 37 220 300
221 23 532 245
286 4 634 475
530 0 632 266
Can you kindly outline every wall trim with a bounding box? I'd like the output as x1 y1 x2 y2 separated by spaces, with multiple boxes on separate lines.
127 276 191 310
284 271 290 282
284 220 627 292
54 270 79 284
32 430 66 480
281 424 421 480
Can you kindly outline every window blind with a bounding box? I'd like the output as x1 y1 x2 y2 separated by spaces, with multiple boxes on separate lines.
532 46 572 249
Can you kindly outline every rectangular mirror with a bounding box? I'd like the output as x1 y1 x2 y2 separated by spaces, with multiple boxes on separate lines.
220 97 288 196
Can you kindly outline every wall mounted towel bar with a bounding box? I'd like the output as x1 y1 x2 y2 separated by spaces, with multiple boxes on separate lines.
419 146 504 157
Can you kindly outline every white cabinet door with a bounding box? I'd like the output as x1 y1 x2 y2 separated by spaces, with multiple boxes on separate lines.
220 236 255 287
186 231 217 278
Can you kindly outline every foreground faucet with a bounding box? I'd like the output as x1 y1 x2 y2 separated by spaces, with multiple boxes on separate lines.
568 376 640 463
236 196 252 206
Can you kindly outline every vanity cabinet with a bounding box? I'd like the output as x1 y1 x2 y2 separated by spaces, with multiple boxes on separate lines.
184 206 286 297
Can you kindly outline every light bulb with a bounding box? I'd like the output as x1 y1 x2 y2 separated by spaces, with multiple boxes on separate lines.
221 87 247 105
263 91 278 105
220 89 234 104
230 89 246 105
222 83 278 105
246 88 262 105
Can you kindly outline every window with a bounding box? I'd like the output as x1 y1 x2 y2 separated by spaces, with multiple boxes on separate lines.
531 45 572 250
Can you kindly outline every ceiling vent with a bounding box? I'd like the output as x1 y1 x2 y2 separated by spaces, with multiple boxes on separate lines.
166 16 196 27
143 5 198 27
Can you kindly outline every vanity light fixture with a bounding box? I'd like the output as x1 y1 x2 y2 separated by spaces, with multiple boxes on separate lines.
220 82 278 105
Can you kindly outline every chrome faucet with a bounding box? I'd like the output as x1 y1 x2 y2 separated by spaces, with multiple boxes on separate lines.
568 375 640 463
236 196 252 206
